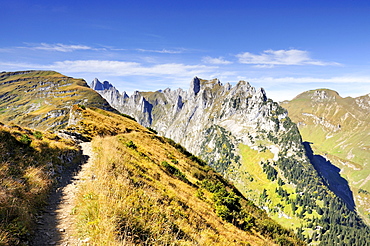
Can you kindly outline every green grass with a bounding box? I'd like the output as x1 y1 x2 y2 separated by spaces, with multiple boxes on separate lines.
233 143 328 241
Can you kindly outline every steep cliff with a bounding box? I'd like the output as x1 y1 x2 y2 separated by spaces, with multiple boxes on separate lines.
93 77 370 245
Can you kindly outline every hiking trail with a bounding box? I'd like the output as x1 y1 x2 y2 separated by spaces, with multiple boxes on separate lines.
31 142 95 246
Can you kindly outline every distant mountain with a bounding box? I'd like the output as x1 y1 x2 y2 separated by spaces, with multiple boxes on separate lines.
0 70 117 130
92 78 370 245
281 89 370 225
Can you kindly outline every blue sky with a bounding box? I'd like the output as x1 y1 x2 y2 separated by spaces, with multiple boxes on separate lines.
1 0 370 101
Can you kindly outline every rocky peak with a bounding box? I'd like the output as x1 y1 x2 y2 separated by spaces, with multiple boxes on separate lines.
188 76 201 97
257 88 267 102
90 77 303 166
122 91 129 99
312 90 330 102
102 80 114 90
355 93 370 111
90 78 114 91
90 78 102 90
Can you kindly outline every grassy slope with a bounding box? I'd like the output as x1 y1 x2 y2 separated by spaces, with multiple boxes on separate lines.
236 145 303 226
281 89 370 224
70 106 304 246
0 70 115 130
0 123 81 245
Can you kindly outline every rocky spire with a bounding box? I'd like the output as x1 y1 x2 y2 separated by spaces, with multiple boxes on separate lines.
90 78 104 90
188 77 201 97
90 78 114 91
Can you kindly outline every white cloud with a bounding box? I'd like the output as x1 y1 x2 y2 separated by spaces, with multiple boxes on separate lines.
236 49 340 66
46 60 214 77
202 56 232 64
136 48 184 54
0 60 216 79
246 76 370 84
30 43 95 52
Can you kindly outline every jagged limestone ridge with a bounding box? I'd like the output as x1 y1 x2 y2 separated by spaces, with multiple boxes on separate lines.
94 77 301 168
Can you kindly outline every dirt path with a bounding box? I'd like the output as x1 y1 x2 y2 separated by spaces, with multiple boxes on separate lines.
31 142 95 246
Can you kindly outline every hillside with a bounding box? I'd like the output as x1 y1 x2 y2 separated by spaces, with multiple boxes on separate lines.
281 89 370 224
93 77 370 245
0 70 116 130
0 122 82 245
65 105 303 245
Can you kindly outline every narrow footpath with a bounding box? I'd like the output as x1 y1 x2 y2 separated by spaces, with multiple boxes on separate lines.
31 142 95 246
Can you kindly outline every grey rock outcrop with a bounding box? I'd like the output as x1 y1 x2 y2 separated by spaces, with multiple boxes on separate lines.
92 77 304 174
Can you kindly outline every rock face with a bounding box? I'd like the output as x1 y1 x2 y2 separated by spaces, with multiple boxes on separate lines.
94 77 301 172
89 78 129 112
90 78 114 91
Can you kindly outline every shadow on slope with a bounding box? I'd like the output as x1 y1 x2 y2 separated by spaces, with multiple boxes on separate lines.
303 142 355 211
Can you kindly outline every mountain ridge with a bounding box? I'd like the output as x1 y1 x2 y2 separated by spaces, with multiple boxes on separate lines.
59 105 305 245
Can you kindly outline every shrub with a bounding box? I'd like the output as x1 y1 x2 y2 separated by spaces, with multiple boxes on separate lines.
125 140 137 149
19 134 32 145
33 131 43 140
243 215 255 231
195 189 205 200
215 205 231 220
161 161 189 183
146 127 158 134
